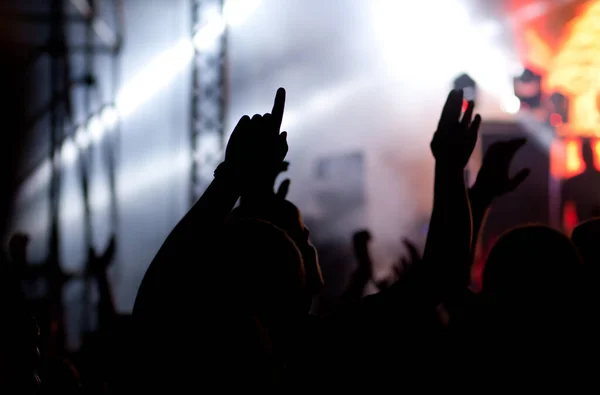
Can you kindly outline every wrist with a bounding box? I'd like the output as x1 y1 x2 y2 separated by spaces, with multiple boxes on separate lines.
435 162 466 176
214 162 241 193
469 182 494 207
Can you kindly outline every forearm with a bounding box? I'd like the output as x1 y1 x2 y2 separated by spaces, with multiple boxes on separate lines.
424 164 471 266
160 171 239 253
468 184 493 254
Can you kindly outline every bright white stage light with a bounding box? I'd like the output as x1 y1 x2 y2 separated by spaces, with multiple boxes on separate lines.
20 150 192 240
193 16 226 51
502 95 521 115
61 138 78 166
115 38 194 118
100 106 119 129
75 126 90 149
88 116 104 143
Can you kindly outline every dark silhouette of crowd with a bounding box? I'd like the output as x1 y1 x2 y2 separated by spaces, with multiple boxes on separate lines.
2 11 600 394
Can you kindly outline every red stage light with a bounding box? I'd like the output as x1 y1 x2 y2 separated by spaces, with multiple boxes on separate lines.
462 99 468 112
550 113 563 127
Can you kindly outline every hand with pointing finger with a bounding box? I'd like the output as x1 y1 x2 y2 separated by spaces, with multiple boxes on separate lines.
221 88 288 195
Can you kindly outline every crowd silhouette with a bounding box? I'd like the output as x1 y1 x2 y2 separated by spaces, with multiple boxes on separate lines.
3 10 600 392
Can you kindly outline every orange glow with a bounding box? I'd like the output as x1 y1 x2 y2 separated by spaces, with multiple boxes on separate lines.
594 140 600 169
546 1 600 137
565 139 584 174
524 27 553 75
551 138 585 179
550 137 600 179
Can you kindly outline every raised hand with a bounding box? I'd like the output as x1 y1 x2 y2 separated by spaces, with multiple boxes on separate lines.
222 88 288 196
375 238 421 291
430 90 480 169
472 138 530 201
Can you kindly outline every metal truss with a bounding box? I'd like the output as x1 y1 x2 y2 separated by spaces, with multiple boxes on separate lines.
190 0 228 204
16 0 123 346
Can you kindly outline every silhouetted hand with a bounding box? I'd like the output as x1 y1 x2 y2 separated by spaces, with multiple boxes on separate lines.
472 138 530 201
376 238 421 290
222 88 288 195
430 90 480 169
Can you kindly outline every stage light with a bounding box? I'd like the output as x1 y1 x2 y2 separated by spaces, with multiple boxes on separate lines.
115 38 194 118
100 105 119 129
462 99 469 113
75 126 90 149
61 138 77 166
502 95 521 115
193 15 226 51
88 116 104 143
453 73 477 108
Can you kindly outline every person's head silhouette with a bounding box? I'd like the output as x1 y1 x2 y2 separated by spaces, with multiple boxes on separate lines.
482 225 581 314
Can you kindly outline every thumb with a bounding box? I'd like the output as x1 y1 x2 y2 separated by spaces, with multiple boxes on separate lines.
276 178 291 199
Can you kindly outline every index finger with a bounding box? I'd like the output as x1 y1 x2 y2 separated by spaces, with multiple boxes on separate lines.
271 87 286 128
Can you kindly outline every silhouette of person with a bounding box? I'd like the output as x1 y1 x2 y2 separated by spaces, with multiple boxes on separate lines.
561 138 600 228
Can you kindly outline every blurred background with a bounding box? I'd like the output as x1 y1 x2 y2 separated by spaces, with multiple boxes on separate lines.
3 0 598 348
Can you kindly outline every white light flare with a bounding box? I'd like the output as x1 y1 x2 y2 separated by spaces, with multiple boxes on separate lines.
100 106 119 129
61 138 78 166
370 0 517 112
193 16 226 51
75 126 90 149
16 36 197 217
370 0 471 75
88 116 104 143
18 0 260 228
502 95 521 115
21 150 192 239
115 38 194 118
